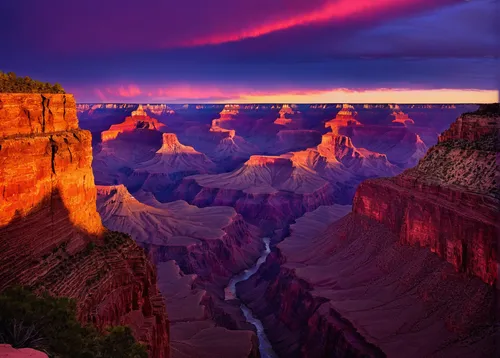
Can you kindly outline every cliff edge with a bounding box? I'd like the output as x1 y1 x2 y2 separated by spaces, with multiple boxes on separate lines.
354 104 499 284
0 94 169 357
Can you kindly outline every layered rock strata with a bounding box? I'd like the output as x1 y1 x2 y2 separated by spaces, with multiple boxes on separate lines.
0 94 169 358
354 106 499 284
175 155 337 232
175 127 401 232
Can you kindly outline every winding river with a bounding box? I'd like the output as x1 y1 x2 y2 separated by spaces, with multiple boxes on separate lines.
225 238 278 358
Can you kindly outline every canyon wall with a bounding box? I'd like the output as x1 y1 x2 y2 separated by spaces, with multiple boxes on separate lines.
0 94 169 358
239 211 497 358
353 107 499 284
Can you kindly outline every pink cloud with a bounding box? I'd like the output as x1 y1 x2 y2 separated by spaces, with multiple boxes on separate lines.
182 0 455 47
117 85 141 98
94 89 108 102
20 0 458 52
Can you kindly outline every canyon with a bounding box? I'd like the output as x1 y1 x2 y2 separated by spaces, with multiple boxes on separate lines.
2 95 494 358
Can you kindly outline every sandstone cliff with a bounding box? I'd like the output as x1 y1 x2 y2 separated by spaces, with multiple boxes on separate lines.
0 94 169 358
353 105 499 284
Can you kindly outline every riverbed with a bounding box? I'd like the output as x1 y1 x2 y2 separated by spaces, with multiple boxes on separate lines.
225 237 278 358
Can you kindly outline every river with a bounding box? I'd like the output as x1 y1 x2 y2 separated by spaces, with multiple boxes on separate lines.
224 237 278 358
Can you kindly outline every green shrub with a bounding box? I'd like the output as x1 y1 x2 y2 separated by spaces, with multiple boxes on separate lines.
0 287 147 358
0 71 65 94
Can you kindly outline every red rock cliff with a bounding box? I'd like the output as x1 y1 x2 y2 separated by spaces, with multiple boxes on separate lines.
353 107 499 285
0 94 169 358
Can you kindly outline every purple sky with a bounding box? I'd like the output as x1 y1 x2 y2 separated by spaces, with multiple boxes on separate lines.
0 0 498 103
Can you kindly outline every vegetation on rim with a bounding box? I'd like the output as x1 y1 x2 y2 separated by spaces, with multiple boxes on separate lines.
0 71 65 94
0 287 148 358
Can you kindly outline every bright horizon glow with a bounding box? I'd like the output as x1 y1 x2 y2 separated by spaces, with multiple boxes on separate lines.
88 86 498 104
217 89 499 104
219 89 498 104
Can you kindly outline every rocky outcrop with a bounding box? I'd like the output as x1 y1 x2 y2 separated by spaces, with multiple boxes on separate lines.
390 105 415 126
323 104 427 168
101 106 167 142
317 132 399 178
353 107 499 285
96 185 261 358
209 119 259 163
128 133 216 198
218 104 240 121
92 112 166 186
324 104 362 133
274 104 301 128
0 94 169 358
438 105 499 142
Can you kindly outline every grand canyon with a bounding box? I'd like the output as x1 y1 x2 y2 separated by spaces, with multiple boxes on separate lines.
0 88 498 357
1 0 498 357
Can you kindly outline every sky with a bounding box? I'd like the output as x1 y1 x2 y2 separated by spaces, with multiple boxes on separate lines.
0 0 498 103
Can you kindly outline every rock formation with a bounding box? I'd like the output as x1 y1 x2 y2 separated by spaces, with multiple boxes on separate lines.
208 119 259 165
317 132 399 178
96 185 261 358
216 104 240 122
274 104 301 128
92 111 167 186
101 105 167 142
127 133 216 198
323 104 427 168
354 105 499 284
324 104 362 133
390 105 415 126
174 155 337 232
210 118 237 139
175 127 400 232
77 103 137 142
0 94 169 358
